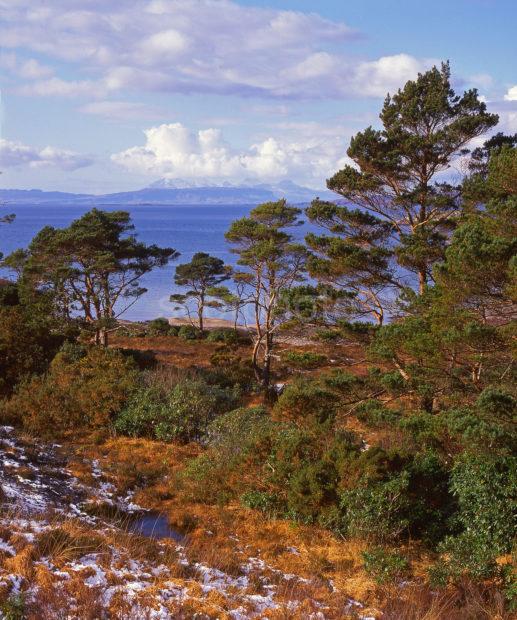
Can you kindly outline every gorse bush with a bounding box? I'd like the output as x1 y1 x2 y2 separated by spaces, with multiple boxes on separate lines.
3 345 138 435
206 328 239 344
362 547 409 585
177 324 199 340
433 453 517 582
281 350 328 369
115 377 241 443
0 305 63 397
355 399 401 428
273 379 337 427
340 472 412 542
147 317 178 336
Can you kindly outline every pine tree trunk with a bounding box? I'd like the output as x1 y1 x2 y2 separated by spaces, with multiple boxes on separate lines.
418 270 426 295
99 327 108 347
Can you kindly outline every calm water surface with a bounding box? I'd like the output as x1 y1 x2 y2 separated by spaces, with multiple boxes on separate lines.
1 204 312 321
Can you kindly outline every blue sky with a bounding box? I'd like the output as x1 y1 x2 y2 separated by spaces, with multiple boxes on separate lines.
0 0 516 193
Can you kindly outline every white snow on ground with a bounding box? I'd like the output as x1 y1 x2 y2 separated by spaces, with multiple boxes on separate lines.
0 426 373 618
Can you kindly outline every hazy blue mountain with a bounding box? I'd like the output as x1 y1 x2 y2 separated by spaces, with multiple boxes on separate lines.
0 179 334 205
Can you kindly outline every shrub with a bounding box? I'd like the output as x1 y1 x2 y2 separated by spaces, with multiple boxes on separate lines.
356 399 401 428
446 388 517 454
315 328 340 342
0 594 26 620
321 369 360 393
241 490 279 516
115 378 241 443
380 370 406 393
114 387 164 437
148 317 177 336
182 407 277 505
155 379 239 442
433 453 517 582
282 350 327 369
4 346 138 434
177 324 199 340
287 460 339 522
0 305 62 397
362 547 409 584
340 472 412 542
206 328 238 344
274 379 337 427
399 411 444 449
207 349 255 389
205 406 271 450
119 348 157 369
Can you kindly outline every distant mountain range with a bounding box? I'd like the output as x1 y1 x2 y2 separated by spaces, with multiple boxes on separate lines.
0 179 335 206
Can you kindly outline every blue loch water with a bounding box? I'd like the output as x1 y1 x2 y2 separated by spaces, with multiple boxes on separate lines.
0 203 312 321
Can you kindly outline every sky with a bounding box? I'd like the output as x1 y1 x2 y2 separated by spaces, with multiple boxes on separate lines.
0 0 516 194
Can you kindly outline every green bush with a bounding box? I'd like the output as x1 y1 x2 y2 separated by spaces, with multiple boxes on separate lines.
315 328 340 342
206 348 255 389
287 460 339 522
446 388 516 454
362 547 409 584
157 379 240 442
148 317 178 336
355 399 401 428
274 379 337 427
115 378 241 443
340 472 412 542
432 453 517 583
282 350 327 369
206 406 271 449
114 387 164 437
178 324 199 340
0 305 63 397
321 369 360 393
206 328 239 344
241 490 279 515
119 348 157 369
0 593 26 620
3 346 138 434
181 406 276 503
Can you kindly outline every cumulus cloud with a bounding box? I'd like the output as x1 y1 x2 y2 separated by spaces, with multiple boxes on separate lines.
352 54 435 97
0 139 93 170
111 122 349 186
504 86 517 101
1 0 432 100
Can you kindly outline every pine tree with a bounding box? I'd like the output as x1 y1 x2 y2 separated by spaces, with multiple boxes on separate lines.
310 62 498 323
225 199 306 390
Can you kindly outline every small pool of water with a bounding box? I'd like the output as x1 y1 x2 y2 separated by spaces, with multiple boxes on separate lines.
127 511 184 542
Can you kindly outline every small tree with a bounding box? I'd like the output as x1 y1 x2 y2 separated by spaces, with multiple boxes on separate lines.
225 199 307 390
306 200 397 325
170 252 230 331
0 211 15 260
208 273 250 332
10 209 177 345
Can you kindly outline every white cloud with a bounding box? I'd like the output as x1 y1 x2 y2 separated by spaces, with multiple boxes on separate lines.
111 122 350 186
79 100 168 120
353 54 434 97
0 139 93 170
18 77 104 98
504 86 517 101
0 0 432 100
18 58 53 79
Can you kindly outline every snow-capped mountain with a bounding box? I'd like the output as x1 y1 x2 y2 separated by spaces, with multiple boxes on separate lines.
0 179 335 205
